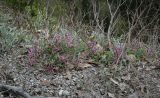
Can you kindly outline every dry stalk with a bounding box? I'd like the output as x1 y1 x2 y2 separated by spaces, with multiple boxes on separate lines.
107 0 126 52
126 0 160 46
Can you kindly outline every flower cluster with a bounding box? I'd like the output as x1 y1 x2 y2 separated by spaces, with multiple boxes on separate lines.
147 47 155 57
114 43 124 58
28 47 37 66
53 33 63 44
65 33 74 47
53 32 74 48
88 41 98 53
59 54 69 63
53 45 61 52
49 32 74 66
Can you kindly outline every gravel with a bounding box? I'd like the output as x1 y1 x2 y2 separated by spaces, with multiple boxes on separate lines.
1 54 160 98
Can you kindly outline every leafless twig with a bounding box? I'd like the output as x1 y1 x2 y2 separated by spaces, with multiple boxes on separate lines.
0 84 56 98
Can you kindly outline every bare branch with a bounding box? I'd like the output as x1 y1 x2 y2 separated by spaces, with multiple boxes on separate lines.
0 84 56 98
127 0 160 45
106 0 126 52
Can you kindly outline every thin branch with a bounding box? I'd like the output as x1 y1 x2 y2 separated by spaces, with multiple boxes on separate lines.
106 0 126 52
0 84 56 98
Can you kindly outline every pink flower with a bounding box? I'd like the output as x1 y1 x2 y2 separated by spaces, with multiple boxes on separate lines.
65 33 74 47
92 46 98 53
114 43 124 59
28 47 37 66
53 33 63 44
59 54 68 63
115 47 122 57
88 41 98 53
88 41 97 48
53 45 61 52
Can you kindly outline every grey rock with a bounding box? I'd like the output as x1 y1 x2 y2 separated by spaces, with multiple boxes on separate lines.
128 92 139 98
100 88 105 95
58 90 70 96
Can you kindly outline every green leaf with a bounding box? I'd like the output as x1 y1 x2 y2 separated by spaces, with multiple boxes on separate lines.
135 48 145 59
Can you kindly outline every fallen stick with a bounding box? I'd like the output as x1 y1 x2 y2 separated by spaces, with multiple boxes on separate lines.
0 84 55 98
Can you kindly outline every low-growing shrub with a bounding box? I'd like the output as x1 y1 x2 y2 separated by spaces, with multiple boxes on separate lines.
0 12 29 53
92 51 114 65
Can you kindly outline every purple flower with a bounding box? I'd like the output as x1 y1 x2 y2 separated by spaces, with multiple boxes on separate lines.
115 47 122 57
88 41 98 53
114 43 124 58
53 45 61 52
92 46 98 53
53 33 63 44
28 47 37 66
88 41 97 48
147 47 155 57
65 33 74 47
59 54 68 63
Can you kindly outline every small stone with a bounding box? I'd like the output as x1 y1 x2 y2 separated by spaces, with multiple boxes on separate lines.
59 90 70 96
13 78 17 81
77 84 82 90
35 88 42 94
30 79 34 83
100 89 105 95
59 90 63 96
0 94 3 98
72 77 77 82
63 90 70 96
128 92 139 98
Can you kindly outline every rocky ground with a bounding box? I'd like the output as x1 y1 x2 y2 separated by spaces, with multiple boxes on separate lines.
0 52 160 98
